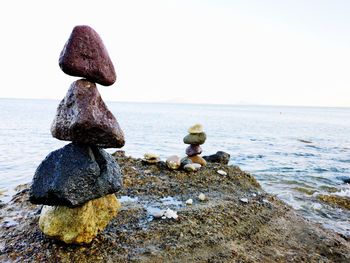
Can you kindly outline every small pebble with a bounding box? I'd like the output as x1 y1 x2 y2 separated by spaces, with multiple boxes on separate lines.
185 199 193 205
184 164 197 172
188 123 203 134
151 210 165 218
163 208 178 220
217 170 227 176
198 193 206 201
240 198 249 203
144 153 160 163
192 163 202 169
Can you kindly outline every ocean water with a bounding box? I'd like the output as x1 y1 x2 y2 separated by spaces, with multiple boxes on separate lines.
0 98 349 237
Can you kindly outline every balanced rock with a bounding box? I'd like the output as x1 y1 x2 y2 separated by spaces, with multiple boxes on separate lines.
59 25 116 86
203 151 230 165
39 194 121 244
183 132 207 145
51 79 125 148
166 155 181 170
188 123 203 134
189 155 207 166
30 143 122 207
186 144 202 157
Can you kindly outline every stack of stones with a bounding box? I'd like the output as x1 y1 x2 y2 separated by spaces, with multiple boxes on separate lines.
29 25 124 244
183 124 207 171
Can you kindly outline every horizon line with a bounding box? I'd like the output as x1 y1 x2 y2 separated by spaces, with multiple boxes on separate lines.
0 96 349 109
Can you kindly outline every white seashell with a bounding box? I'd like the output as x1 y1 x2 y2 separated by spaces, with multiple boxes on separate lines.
163 208 178 219
151 210 165 218
198 193 206 201
185 199 193 205
192 163 202 170
240 198 249 203
217 170 227 176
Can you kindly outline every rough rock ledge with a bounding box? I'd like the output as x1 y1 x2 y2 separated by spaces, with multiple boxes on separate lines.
0 154 349 262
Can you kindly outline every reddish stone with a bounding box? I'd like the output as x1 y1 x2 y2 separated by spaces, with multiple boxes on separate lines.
59 25 116 86
51 79 125 148
186 144 202 157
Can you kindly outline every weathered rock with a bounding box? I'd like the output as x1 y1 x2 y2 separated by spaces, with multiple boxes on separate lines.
188 123 203 134
198 193 206 201
317 194 350 210
183 164 197 172
51 79 125 148
183 163 201 172
143 153 160 164
180 157 193 167
59 25 116 86
183 132 207 145
166 155 181 170
189 155 207 166
39 194 121 244
203 151 230 165
29 143 122 207
186 144 202 157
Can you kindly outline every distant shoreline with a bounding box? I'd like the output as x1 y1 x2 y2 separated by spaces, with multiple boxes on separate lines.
1 97 349 109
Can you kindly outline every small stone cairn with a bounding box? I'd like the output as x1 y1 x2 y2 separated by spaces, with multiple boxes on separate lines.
29 25 124 244
182 124 207 171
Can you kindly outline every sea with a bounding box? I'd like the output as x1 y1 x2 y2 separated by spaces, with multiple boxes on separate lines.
0 98 349 237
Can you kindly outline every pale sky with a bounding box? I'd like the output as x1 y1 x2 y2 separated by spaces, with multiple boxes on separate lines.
0 0 349 107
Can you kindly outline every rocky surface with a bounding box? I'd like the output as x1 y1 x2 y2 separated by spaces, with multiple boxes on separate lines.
203 151 230 165
30 143 122 207
183 132 207 145
59 25 116 86
1 155 349 262
317 194 350 210
39 194 121 244
51 79 125 148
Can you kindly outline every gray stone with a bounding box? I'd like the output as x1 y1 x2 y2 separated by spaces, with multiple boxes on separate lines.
183 132 207 145
180 157 193 168
203 151 230 165
29 143 122 207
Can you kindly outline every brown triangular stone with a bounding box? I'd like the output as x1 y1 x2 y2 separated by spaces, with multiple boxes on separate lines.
59 25 116 86
51 79 125 148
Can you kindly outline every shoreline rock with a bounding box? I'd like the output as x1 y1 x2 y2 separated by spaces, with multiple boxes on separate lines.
1 155 349 262
29 143 122 207
39 194 121 244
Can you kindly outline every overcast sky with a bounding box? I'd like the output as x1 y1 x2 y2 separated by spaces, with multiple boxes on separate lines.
1 0 349 107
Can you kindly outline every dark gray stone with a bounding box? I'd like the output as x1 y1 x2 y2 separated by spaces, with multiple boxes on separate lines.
183 132 207 145
29 143 122 207
203 151 230 165
180 157 193 168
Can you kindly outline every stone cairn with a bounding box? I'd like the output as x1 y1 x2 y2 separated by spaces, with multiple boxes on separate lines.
182 124 207 171
29 25 124 244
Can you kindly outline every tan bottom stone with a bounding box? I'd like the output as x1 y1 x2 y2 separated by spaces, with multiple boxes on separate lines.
189 155 207 166
39 194 121 244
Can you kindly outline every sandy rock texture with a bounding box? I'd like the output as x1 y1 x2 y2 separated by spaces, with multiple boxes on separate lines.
0 154 349 262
